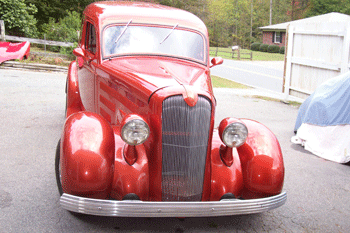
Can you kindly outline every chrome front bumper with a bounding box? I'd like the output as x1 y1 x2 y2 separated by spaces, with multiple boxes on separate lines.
60 192 286 217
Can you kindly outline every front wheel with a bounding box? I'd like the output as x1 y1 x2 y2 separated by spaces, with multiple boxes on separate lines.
55 140 63 196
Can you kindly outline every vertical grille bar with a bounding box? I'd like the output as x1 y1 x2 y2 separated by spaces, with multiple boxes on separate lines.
162 95 211 201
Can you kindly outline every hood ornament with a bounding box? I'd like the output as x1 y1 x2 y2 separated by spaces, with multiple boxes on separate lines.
159 64 199 107
182 85 198 107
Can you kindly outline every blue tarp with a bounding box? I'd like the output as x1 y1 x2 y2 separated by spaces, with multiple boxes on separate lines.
294 71 350 132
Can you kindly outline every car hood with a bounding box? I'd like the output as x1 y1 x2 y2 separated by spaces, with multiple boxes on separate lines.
100 57 212 98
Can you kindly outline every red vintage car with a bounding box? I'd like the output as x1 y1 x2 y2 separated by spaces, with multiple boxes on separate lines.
55 1 286 217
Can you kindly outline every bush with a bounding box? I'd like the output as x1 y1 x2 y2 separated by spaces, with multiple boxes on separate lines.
41 11 81 54
251 43 261 51
59 42 78 58
259 44 269 52
279 46 285 54
0 0 38 37
267 45 280 53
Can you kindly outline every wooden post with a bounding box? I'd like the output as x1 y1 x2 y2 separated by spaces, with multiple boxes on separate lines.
0 20 5 41
284 25 294 102
215 47 218 56
237 49 240 60
250 51 253 61
44 35 46 52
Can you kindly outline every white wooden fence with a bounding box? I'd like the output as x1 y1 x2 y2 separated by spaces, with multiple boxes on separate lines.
0 20 74 47
283 21 350 100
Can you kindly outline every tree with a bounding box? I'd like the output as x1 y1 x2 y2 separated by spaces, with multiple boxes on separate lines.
232 0 251 47
272 0 292 23
206 0 235 47
0 0 38 37
27 0 94 30
250 0 270 44
306 0 350 17
152 0 208 21
41 11 82 54
41 11 81 42
289 0 311 20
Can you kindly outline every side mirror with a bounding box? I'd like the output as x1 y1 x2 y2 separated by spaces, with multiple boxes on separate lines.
210 57 223 68
73 48 84 57
73 48 84 68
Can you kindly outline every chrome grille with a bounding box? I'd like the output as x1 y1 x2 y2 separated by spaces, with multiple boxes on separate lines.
162 95 211 201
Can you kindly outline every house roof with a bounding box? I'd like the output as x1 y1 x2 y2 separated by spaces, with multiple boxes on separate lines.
259 12 350 31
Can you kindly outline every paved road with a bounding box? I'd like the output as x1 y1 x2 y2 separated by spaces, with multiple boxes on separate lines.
211 59 284 93
1 68 349 232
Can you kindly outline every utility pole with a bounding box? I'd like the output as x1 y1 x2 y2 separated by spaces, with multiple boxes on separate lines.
250 0 253 39
269 0 273 25
0 20 5 41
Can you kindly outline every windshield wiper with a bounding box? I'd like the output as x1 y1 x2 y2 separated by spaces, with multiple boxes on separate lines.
160 23 178 44
115 19 132 44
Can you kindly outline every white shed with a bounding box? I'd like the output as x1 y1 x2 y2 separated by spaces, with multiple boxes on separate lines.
283 12 350 100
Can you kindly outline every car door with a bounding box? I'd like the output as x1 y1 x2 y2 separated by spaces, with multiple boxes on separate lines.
78 21 97 112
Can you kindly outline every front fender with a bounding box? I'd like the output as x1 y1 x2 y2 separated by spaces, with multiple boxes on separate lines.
61 111 115 199
110 133 149 201
209 130 243 201
66 61 84 118
238 119 284 199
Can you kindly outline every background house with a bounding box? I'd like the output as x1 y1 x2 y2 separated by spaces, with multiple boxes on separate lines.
260 23 287 47
260 12 350 48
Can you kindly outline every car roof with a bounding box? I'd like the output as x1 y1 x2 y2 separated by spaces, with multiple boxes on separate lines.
83 1 207 35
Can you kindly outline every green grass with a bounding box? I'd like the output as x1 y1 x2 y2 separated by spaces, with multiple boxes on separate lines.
211 77 301 106
209 47 285 61
211 76 250 89
251 50 285 61
11 44 73 66
30 46 48 52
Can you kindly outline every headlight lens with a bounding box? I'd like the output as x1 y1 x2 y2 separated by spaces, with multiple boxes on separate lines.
121 119 150 145
222 122 248 147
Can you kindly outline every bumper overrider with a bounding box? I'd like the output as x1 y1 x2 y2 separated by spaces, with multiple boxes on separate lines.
60 192 287 217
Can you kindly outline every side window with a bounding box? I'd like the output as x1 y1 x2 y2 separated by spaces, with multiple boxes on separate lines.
273 31 282 44
86 22 96 54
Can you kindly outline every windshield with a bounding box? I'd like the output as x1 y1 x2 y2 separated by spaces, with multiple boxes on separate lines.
103 25 206 63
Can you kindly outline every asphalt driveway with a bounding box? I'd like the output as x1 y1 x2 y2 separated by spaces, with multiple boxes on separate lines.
0 68 349 232
211 60 285 93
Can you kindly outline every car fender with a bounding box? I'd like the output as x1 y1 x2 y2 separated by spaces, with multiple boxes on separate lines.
237 119 284 198
110 134 149 201
209 130 244 201
66 61 84 118
61 111 115 199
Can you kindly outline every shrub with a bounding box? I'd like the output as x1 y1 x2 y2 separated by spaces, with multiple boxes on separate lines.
259 44 269 52
0 0 38 37
251 43 261 51
41 11 81 54
59 42 78 59
279 46 285 54
267 45 280 53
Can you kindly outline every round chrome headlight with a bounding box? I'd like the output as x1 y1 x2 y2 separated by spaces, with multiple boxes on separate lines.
121 119 150 146
222 122 248 148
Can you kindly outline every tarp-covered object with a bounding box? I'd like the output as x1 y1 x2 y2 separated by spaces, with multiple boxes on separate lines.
0 41 30 64
292 71 350 163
